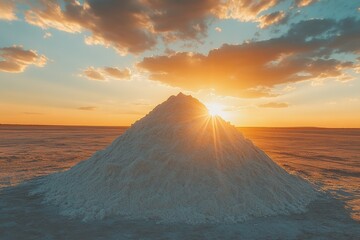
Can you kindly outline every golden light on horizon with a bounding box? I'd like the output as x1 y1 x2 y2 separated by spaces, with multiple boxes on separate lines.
0 0 359 128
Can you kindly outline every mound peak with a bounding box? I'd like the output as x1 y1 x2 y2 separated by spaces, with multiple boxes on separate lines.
33 93 317 224
135 92 209 124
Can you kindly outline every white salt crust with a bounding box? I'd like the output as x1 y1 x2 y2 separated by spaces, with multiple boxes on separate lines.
32 93 317 224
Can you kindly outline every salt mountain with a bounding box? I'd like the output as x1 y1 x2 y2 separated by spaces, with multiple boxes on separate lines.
33 93 317 224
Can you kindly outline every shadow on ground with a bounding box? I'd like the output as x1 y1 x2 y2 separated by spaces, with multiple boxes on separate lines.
0 179 359 240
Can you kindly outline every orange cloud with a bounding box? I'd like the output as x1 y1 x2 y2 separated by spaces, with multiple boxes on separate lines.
0 0 17 21
258 102 288 108
82 66 131 81
258 11 287 29
218 0 280 22
82 67 105 81
138 18 360 97
138 49 351 97
103 67 131 80
295 0 317 7
138 50 278 97
25 0 82 33
0 46 47 73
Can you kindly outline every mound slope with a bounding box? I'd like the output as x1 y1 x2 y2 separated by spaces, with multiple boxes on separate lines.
33 93 317 223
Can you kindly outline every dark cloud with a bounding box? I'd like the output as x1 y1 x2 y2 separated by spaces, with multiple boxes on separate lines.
24 0 289 54
82 0 157 54
147 0 220 41
258 102 288 108
25 0 155 54
329 18 360 54
25 0 223 54
138 17 360 97
0 45 47 73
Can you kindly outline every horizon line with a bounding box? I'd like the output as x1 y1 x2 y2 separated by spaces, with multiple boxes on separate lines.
1 123 359 129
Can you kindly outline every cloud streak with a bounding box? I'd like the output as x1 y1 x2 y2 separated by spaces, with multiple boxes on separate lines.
258 102 288 108
82 66 131 81
77 106 97 111
0 45 47 73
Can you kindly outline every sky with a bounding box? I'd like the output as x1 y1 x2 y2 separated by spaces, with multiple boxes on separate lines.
0 0 359 127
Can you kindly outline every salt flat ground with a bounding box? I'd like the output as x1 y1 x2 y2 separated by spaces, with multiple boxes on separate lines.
0 125 359 239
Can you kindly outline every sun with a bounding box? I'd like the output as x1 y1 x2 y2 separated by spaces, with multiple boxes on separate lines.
206 103 224 117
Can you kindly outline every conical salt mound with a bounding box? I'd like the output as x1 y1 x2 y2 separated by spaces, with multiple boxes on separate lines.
33 93 317 223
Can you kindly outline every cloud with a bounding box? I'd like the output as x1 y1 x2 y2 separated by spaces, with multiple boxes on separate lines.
82 67 105 81
138 17 360 97
218 0 281 22
25 0 82 33
258 11 287 29
295 0 317 7
215 27 222 32
138 50 278 97
0 0 17 21
103 67 131 80
43 32 52 39
25 0 154 54
82 66 131 81
146 0 221 42
258 102 288 108
355 63 360 74
24 0 224 54
77 106 96 111
23 0 290 54
0 45 47 73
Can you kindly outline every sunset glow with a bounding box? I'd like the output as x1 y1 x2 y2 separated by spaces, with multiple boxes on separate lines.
1 1 359 238
0 1 359 127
